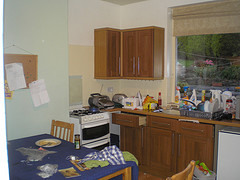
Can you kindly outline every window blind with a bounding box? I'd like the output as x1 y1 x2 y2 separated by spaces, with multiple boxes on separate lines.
172 0 240 36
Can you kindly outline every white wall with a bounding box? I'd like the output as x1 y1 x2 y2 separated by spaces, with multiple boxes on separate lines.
68 0 215 106
68 0 121 105
4 0 68 140
68 0 121 46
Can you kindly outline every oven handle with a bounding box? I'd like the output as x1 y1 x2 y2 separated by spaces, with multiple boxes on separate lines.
83 138 109 149
82 119 109 129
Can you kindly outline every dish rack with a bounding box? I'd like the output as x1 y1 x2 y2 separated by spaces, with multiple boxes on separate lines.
180 109 223 120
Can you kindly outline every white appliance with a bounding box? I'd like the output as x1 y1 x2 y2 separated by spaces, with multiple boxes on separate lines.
217 127 240 180
69 110 110 150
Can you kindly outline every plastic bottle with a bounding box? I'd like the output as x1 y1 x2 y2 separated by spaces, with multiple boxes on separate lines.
158 92 162 107
183 86 189 105
190 89 197 105
201 90 206 102
175 86 181 104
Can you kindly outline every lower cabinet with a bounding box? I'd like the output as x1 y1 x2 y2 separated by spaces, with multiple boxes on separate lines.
120 125 144 165
177 121 214 172
112 113 214 178
143 116 214 177
112 113 146 165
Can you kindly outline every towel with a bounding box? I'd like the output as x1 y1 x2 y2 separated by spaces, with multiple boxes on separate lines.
81 145 126 165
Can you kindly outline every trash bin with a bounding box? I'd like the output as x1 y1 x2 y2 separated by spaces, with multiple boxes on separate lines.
193 167 216 180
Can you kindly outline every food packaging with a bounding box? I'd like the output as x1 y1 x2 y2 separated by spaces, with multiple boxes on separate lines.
122 98 140 110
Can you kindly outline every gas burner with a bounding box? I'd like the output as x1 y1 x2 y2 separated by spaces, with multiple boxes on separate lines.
69 109 102 117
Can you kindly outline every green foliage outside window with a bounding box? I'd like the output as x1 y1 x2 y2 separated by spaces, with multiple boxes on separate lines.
176 33 240 94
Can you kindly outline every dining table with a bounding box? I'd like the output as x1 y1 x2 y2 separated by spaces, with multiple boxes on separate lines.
7 134 139 180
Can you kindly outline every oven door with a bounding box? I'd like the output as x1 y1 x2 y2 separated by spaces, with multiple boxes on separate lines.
81 119 110 145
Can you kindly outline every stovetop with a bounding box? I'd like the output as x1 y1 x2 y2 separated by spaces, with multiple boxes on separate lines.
69 109 110 124
69 109 103 117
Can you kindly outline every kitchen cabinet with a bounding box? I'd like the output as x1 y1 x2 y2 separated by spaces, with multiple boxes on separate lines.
94 26 164 80
112 113 146 165
122 27 164 80
143 116 214 178
94 28 121 79
112 112 214 178
177 121 214 172
143 116 177 177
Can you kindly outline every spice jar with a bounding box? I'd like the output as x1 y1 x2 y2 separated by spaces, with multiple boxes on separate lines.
74 134 81 150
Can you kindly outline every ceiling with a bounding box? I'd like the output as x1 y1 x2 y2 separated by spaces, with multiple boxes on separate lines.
101 0 149 6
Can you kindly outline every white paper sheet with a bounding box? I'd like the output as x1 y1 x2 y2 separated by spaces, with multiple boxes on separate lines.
5 63 27 91
29 79 50 107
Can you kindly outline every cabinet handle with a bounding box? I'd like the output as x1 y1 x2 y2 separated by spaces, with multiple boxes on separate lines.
182 127 204 133
133 57 135 75
152 121 170 127
118 57 121 76
172 133 174 156
137 57 140 75
178 134 181 157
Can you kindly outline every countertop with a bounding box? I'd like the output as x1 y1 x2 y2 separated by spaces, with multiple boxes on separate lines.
107 108 240 128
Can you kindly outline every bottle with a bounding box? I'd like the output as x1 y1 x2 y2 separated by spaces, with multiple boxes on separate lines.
183 86 189 105
201 90 206 102
158 92 162 107
190 89 197 105
74 134 81 150
175 86 181 104
226 98 233 114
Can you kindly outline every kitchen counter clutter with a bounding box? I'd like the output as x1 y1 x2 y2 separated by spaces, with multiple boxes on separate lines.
108 108 240 128
108 107 240 178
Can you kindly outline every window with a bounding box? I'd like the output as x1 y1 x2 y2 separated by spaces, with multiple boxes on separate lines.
176 33 240 97
172 0 240 98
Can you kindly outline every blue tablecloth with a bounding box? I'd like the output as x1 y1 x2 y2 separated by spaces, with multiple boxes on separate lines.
7 134 138 180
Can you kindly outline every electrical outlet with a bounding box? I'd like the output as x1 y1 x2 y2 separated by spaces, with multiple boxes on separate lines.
107 87 113 92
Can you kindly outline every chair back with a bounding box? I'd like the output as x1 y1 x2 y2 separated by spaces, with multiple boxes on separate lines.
167 160 195 180
51 120 74 143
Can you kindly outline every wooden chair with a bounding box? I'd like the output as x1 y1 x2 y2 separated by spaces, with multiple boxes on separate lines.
166 160 195 180
50 120 74 143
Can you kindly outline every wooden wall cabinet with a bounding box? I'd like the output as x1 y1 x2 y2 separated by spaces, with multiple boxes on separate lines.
94 26 164 80
122 27 164 80
94 28 121 79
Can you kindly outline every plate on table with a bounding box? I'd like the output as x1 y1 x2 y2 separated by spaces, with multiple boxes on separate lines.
35 138 61 148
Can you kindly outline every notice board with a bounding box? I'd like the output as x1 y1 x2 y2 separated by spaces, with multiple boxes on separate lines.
4 54 38 88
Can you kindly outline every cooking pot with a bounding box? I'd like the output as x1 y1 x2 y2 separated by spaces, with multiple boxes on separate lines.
88 93 114 109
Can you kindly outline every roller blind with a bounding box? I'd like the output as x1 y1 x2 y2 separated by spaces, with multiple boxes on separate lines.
172 0 240 36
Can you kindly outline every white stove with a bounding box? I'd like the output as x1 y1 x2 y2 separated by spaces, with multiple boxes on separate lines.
69 109 110 150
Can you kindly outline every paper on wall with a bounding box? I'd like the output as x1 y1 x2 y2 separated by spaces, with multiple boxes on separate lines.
5 63 27 91
29 79 50 107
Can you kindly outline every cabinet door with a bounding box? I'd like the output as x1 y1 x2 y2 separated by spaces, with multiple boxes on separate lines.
122 31 137 77
137 29 153 77
177 122 214 172
108 31 121 77
120 125 143 165
147 127 176 176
